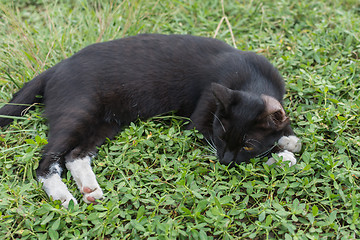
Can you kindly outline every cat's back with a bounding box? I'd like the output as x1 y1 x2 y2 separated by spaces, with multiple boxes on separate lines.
51 34 236 89
68 34 234 66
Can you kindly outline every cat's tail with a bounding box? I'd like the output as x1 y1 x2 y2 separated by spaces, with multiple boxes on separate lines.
0 68 53 127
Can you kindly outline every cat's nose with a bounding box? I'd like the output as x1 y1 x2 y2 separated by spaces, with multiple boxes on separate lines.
219 151 234 165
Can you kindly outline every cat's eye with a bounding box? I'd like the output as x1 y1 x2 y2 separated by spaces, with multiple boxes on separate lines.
243 146 254 151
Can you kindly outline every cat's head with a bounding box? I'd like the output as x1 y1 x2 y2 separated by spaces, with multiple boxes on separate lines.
211 83 291 166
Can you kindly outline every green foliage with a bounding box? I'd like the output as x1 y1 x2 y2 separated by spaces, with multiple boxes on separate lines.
0 0 359 239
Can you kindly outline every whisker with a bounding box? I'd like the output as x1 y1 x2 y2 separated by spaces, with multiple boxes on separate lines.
246 138 262 145
204 137 217 154
243 134 247 141
212 112 226 133
256 144 278 158
244 140 258 148
210 137 216 148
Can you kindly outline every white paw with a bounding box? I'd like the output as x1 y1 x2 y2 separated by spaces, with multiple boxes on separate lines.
266 150 297 167
82 186 104 204
39 173 78 208
65 156 104 204
278 135 301 153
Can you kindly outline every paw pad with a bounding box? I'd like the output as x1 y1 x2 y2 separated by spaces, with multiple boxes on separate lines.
82 186 104 204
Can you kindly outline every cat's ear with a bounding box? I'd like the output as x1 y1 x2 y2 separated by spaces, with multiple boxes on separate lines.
260 94 289 129
211 83 232 111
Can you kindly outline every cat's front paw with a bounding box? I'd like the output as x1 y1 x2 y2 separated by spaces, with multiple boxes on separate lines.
278 135 301 153
266 150 297 167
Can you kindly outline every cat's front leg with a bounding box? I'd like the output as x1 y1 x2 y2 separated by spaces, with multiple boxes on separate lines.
266 150 297 167
266 135 301 167
278 135 301 153
65 155 104 204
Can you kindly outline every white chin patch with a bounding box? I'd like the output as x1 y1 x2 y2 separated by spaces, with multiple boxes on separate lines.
278 135 301 153
266 150 297 167
39 171 78 208
65 156 104 204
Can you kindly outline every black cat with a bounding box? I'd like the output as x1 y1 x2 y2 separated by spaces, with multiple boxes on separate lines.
0 34 301 207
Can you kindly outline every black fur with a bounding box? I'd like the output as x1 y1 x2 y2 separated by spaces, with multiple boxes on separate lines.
0 34 295 177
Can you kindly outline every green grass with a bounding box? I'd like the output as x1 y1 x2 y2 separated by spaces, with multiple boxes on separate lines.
0 0 359 239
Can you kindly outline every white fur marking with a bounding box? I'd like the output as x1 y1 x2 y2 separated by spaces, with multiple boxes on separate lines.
49 162 62 175
278 135 301 153
39 172 77 208
266 150 297 167
65 156 103 203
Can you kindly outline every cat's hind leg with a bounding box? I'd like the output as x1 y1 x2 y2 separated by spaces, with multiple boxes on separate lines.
36 123 87 207
37 105 119 207
36 115 90 207
65 155 104 204
39 154 104 207
64 121 119 205
38 161 78 208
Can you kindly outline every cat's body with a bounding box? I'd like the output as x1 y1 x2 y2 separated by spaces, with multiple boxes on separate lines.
0 34 301 207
